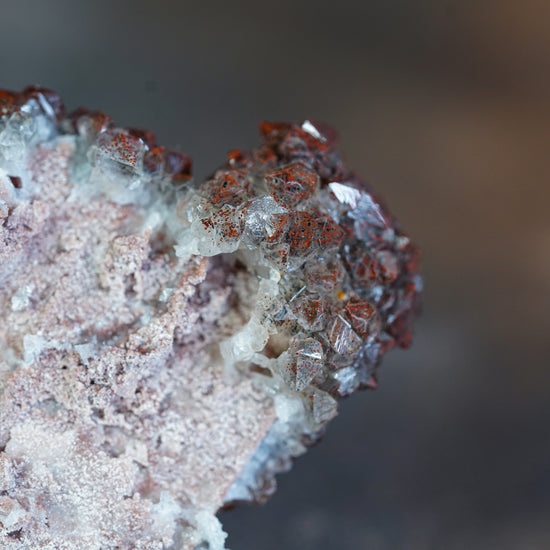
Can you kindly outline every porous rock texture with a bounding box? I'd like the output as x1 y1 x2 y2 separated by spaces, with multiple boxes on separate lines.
0 88 421 549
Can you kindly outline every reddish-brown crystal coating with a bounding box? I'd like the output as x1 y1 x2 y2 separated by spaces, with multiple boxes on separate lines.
166 149 192 176
0 91 194 189
264 162 319 208
127 127 157 149
201 170 251 207
191 118 422 396
0 90 23 117
75 109 114 136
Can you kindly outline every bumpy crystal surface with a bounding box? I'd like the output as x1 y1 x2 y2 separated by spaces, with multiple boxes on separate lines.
177 119 421 406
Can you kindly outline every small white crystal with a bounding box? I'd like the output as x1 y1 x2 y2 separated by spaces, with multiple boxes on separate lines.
328 181 362 209
23 334 49 364
334 366 360 396
11 285 33 311
220 317 268 364
301 120 326 142
0 167 17 205
311 390 338 424
274 393 304 423
151 491 182 544
74 341 96 363
158 287 173 302
350 191 388 230
195 510 228 550
0 496 29 535
23 334 65 364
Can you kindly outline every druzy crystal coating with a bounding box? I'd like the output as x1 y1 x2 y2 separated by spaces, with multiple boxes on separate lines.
0 88 421 550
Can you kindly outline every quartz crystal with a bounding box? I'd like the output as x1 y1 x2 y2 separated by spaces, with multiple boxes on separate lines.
0 88 422 549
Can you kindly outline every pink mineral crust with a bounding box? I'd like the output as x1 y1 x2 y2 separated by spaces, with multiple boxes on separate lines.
0 140 274 549
0 88 421 550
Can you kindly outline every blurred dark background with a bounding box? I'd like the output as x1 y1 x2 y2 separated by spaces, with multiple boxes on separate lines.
2 1 549 548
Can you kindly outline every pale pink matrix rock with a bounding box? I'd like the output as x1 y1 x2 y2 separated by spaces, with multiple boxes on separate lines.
0 140 274 549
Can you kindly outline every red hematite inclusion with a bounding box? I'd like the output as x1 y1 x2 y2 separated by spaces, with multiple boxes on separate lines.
265 162 319 208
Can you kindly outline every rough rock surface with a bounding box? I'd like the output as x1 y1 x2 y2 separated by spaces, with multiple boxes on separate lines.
0 88 421 549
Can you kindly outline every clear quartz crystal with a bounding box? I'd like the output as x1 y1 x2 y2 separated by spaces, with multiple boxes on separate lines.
333 365 360 396
10 285 33 311
293 337 324 391
243 196 286 247
0 112 36 170
94 129 145 182
326 315 363 355
310 389 338 424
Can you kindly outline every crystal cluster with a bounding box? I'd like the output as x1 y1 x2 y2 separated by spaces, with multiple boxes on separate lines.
0 87 421 549
177 119 421 403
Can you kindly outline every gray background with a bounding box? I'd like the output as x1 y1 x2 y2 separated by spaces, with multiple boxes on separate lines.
2 1 549 548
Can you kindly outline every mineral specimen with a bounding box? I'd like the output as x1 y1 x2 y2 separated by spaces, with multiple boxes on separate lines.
0 87 421 549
